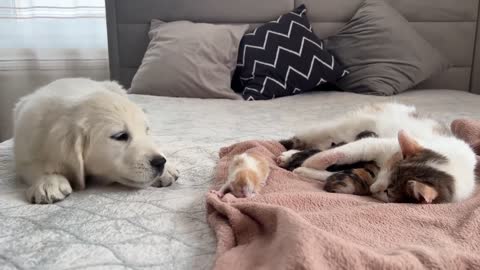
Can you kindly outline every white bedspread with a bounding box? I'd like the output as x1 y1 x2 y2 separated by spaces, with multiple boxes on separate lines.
1 90 480 270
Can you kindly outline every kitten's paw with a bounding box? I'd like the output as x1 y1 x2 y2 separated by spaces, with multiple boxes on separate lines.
210 190 225 198
26 175 72 204
277 150 300 167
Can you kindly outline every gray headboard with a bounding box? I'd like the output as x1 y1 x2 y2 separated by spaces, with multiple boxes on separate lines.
105 0 480 94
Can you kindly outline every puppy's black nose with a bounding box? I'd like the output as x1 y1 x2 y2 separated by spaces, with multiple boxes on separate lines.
150 156 166 172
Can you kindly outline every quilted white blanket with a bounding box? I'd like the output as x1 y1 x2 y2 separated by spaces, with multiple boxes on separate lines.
1 90 480 270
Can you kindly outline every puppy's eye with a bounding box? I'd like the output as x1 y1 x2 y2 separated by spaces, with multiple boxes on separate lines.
110 131 129 141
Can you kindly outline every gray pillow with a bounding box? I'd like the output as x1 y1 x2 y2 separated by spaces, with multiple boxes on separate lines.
326 0 450 95
129 20 249 99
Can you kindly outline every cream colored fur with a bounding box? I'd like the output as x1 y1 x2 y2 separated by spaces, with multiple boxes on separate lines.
14 78 179 204
213 153 270 198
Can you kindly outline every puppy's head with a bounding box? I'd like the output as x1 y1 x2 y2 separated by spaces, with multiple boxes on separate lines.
72 81 166 188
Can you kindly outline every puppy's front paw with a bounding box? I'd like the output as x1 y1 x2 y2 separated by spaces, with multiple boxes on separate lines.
152 163 180 187
165 164 180 181
277 150 300 167
26 175 72 204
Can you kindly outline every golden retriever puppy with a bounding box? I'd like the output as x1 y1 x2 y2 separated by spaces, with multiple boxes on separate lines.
13 78 179 204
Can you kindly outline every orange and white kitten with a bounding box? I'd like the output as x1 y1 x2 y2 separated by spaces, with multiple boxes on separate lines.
213 152 270 198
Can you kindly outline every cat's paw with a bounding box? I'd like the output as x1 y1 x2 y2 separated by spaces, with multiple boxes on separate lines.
293 167 313 177
372 191 389 202
370 181 387 194
279 136 306 150
324 176 356 194
302 150 344 170
277 150 300 167
293 167 332 181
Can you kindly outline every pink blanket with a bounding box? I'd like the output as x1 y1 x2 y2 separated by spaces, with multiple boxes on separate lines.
207 132 480 269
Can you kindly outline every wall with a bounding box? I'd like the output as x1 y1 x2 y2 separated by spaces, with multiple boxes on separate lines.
0 1 108 141
0 62 109 142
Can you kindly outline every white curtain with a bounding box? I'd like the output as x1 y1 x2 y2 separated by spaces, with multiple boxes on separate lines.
0 0 109 141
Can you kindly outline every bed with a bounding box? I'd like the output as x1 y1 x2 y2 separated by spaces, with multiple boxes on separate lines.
1 0 480 269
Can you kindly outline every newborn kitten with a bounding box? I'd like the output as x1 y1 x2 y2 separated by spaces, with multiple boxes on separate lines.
212 152 270 198
280 103 477 203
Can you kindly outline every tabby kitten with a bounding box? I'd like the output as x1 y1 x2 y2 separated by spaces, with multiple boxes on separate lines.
279 103 477 204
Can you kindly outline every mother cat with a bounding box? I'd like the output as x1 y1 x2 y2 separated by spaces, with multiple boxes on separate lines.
278 103 477 204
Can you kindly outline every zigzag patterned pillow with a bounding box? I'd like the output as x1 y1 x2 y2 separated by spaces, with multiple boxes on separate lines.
232 5 348 100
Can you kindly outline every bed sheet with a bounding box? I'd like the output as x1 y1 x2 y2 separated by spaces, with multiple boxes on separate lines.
1 90 480 270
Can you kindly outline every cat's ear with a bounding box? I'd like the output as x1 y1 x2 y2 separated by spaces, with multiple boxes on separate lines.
407 180 438 203
398 130 423 158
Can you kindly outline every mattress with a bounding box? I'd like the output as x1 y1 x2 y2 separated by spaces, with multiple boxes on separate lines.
1 90 480 270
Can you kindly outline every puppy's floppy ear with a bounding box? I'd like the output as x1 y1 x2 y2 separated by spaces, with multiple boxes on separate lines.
59 119 88 190
398 130 423 158
101 80 127 96
407 180 438 203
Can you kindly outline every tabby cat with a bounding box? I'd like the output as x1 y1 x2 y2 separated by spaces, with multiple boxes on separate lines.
278 103 477 204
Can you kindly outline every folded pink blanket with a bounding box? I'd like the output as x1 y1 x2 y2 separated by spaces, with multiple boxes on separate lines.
206 139 480 270
451 119 480 176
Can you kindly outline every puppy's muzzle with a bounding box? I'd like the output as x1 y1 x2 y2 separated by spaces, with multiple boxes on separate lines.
150 155 166 175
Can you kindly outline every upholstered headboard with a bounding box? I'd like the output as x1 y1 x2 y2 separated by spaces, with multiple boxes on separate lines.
105 0 480 94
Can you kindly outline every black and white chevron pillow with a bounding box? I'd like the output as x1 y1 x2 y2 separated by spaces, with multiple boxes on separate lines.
232 5 348 100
